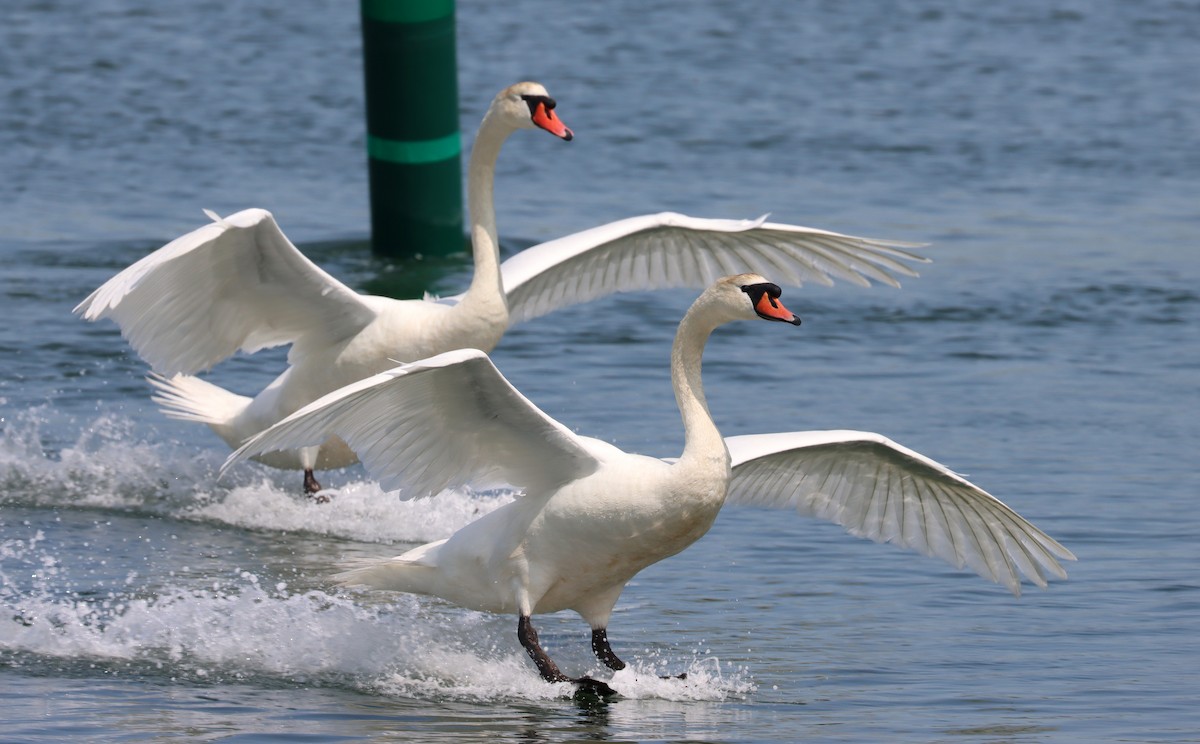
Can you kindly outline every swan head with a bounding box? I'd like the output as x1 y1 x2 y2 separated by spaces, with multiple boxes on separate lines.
707 273 803 326
493 82 574 141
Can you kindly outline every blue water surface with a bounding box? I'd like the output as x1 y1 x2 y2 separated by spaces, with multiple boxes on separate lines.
2 1 1198 742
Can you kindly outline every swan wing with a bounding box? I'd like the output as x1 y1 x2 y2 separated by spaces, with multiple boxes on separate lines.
725 430 1075 595
222 348 600 498
74 208 377 375
500 213 930 324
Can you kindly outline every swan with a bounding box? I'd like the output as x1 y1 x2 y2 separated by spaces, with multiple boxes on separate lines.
75 81 928 496
222 274 1074 693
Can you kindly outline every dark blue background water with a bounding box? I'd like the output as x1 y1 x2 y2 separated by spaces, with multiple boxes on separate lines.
2 1 1198 741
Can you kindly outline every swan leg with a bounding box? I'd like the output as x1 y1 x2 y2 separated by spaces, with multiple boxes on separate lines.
517 615 570 683
302 469 329 502
298 445 330 502
303 469 321 493
590 627 626 671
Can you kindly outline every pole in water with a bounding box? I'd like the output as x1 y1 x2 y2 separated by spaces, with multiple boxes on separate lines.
360 0 463 258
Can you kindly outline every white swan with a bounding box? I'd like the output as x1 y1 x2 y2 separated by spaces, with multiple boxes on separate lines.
223 274 1074 692
76 81 928 495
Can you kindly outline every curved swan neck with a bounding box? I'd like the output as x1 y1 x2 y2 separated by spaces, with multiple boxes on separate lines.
461 108 515 311
671 297 729 469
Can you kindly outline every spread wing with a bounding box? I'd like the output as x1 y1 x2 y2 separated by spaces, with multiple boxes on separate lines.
725 431 1075 595
74 208 377 375
222 348 601 498
498 212 929 325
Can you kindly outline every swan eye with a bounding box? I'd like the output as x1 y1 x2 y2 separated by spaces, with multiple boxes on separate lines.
741 282 783 307
520 94 555 115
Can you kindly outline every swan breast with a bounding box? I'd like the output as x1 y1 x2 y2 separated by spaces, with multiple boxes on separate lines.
526 456 727 611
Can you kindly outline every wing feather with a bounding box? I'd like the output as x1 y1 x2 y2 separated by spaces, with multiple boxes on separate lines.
500 213 930 325
726 431 1074 595
74 209 376 375
222 349 600 499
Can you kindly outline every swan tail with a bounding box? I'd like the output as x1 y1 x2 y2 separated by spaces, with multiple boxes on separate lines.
148 372 250 429
334 541 446 595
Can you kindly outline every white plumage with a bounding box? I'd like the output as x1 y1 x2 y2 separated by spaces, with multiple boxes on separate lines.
724 431 1070 593
75 81 927 494
495 212 924 325
224 275 1073 689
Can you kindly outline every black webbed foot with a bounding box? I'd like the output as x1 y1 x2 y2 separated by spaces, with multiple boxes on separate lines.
572 675 618 700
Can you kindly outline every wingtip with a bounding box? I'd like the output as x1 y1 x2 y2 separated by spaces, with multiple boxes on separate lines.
217 446 247 482
72 296 95 318
1051 545 1078 565
73 284 112 318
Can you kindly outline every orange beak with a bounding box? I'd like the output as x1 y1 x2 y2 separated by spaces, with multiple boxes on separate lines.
532 102 573 141
755 292 801 325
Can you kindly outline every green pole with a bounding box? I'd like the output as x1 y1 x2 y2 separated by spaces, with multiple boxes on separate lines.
360 0 463 257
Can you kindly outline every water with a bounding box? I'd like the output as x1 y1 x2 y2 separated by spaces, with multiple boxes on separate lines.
2 0 1198 741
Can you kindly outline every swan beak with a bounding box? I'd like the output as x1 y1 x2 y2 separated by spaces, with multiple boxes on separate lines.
532 102 574 141
754 293 802 325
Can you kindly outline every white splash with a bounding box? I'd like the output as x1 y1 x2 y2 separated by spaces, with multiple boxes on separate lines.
0 409 206 510
0 413 755 702
1 538 751 702
188 479 513 544
1 411 512 544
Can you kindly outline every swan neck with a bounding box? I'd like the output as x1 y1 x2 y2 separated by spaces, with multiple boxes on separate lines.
462 109 512 309
671 302 728 468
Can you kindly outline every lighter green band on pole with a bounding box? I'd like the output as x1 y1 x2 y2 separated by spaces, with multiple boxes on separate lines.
362 0 454 24
367 132 461 165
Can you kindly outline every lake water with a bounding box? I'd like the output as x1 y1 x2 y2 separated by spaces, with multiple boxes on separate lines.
2 0 1198 741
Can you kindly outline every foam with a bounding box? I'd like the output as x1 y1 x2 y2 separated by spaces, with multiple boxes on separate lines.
1 411 512 544
1 413 755 702
188 479 513 544
1 536 751 702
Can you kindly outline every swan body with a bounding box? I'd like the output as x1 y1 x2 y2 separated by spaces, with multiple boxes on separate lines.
224 275 1073 687
77 81 928 494
358 451 705 620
